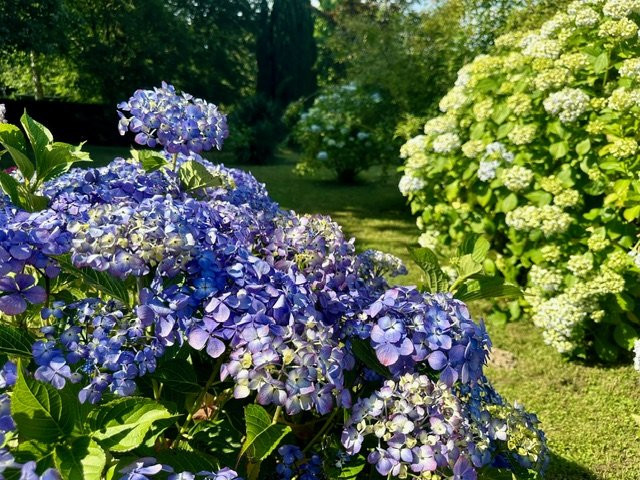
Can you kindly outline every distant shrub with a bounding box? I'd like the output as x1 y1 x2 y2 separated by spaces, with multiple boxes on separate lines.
226 95 284 164
294 83 399 183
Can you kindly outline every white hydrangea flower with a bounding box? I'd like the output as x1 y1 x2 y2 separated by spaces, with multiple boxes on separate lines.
607 87 640 111
629 249 640 268
461 140 485 158
634 339 640 372
423 115 457 136
602 0 634 19
618 58 640 79
533 67 574 91
484 142 514 163
543 88 590 123
506 205 571 236
432 133 461 154
567 253 593 277
607 137 638 157
418 229 439 250
508 124 537 145
532 293 586 354
554 189 580 208
529 265 564 293
398 174 426 196
400 135 427 159
501 165 534 191
522 35 563 59
572 7 600 27
473 98 494 121
507 93 533 116
439 86 469 113
598 18 638 39
477 160 500 181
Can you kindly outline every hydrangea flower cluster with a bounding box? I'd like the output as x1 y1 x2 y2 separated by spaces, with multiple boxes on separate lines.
118 82 228 154
400 0 640 360
293 83 399 182
0 89 547 479
342 374 547 478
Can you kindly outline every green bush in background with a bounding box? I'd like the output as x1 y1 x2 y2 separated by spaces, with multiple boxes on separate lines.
400 0 640 362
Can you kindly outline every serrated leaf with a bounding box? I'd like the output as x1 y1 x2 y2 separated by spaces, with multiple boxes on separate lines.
325 454 366 479
0 324 34 357
350 338 391 379
0 171 21 205
240 404 291 463
20 112 52 168
0 123 34 180
149 358 201 393
89 397 175 452
456 276 522 303
179 160 223 192
54 254 130 306
12 362 76 442
457 255 482 279
408 246 449 293
37 142 91 185
132 149 167 172
593 52 609 74
54 436 106 480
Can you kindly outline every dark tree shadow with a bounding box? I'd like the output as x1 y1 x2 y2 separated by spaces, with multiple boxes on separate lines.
545 452 598 480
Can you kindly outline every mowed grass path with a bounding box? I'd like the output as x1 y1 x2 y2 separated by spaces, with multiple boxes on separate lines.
89 146 640 480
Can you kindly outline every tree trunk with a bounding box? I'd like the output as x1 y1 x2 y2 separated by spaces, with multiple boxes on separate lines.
29 51 44 100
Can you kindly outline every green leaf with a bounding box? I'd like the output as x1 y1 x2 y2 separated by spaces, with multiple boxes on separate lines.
149 358 201 393
613 324 637 350
456 276 522 303
37 142 91 185
0 123 34 181
89 397 175 452
501 193 518 213
350 338 391 379
0 171 21 205
20 112 53 168
54 254 131 306
593 52 609 73
491 104 511 125
593 333 618 362
179 160 224 192
325 454 366 479
576 139 591 156
240 404 291 463
0 324 34 357
457 254 482 279
549 141 569 159
54 436 106 480
408 246 450 293
132 149 167 172
12 362 76 442
623 205 640 221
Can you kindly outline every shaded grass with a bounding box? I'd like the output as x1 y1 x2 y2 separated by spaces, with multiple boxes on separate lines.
87 146 640 479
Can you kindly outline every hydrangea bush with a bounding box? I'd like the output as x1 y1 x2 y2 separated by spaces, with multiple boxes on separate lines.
0 86 547 480
293 83 398 183
400 0 640 361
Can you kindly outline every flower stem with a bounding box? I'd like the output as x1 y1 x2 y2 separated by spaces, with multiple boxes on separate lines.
172 359 221 448
302 407 340 454
172 153 178 172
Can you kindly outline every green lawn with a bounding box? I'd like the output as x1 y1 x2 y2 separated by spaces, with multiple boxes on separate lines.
88 146 640 480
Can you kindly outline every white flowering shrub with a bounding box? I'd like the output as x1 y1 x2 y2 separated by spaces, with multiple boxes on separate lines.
294 83 399 182
400 0 640 361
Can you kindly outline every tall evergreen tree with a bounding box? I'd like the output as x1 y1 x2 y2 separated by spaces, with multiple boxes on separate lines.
257 0 317 107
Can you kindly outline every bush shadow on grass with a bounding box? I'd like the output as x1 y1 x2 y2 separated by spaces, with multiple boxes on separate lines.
546 452 598 480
